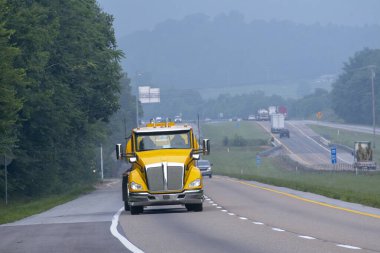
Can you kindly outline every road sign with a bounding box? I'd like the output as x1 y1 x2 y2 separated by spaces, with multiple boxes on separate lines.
331 147 337 164
256 155 261 166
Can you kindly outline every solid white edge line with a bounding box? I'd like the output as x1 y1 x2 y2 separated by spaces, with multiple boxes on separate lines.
336 244 361 250
110 207 144 253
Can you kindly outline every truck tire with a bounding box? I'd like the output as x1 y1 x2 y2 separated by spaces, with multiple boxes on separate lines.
124 201 130 211
186 203 203 212
130 206 143 215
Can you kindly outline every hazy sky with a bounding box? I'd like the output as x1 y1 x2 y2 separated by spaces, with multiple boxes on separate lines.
97 0 380 38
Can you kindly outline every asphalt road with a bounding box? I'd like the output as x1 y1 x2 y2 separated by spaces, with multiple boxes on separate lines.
0 180 129 253
257 120 354 167
1 177 380 253
119 176 380 253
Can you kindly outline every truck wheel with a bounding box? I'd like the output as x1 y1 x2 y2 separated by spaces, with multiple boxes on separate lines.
130 206 143 215
186 203 203 212
124 201 130 211
193 203 203 212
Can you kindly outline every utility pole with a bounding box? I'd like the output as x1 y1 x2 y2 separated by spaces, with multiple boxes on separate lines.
4 154 8 205
371 67 376 149
136 96 139 128
100 144 104 181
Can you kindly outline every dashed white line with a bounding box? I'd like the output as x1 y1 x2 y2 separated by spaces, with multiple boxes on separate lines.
216 206 222 209
336 244 361 250
210 196 364 251
110 207 144 253
212 203 217 206
298 235 316 240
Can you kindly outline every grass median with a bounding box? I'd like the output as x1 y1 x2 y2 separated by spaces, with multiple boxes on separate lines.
202 121 380 208
0 185 93 224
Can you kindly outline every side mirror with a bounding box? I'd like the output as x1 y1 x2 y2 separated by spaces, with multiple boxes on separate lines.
129 157 137 163
203 139 210 155
192 153 200 160
116 144 122 160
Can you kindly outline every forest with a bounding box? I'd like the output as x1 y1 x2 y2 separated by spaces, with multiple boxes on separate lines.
0 0 135 199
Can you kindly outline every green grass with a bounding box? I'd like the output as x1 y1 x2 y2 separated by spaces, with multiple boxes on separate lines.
203 121 380 208
0 185 93 224
308 124 380 165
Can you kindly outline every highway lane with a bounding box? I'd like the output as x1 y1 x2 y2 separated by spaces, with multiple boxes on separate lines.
257 120 354 167
302 120 380 136
0 180 129 253
1 176 380 253
119 176 380 253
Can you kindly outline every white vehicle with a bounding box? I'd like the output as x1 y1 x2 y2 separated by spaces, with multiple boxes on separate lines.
268 106 277 116
270 113 285 133
256 109 269 121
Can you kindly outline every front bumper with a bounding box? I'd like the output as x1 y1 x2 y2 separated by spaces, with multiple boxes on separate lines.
129 189 204 207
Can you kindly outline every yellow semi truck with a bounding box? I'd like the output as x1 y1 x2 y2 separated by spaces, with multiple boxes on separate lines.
116 121 210 215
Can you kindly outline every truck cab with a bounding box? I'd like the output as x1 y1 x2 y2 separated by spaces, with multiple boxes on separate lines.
116 121 210 215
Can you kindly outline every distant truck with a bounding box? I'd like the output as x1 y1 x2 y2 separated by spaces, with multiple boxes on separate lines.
256 109 269 121
270 113 285 133
353 141 376 170
268 106 277 116
278 105 288 118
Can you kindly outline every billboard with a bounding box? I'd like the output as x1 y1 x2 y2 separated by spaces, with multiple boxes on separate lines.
138 86 160 103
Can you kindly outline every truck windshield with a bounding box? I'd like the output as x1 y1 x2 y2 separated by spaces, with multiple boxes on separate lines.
136 131 191 151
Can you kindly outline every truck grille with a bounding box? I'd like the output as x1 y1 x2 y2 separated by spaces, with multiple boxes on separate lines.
146 163 184 192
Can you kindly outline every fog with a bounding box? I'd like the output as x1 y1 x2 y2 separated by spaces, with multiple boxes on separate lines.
97 0 380 106
98 0 380 38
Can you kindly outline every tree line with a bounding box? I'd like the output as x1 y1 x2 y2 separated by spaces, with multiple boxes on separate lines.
0 0 134 199
142 48 379 125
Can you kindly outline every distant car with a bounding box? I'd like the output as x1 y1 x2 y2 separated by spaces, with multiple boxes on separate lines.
155 116 163 123
248 115 256 120
174 116 182 123
197 159 213 178
279 128 290 138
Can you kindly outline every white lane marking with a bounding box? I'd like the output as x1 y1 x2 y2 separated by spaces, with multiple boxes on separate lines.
288 122 351 163
228 213 235 216
216 206 222 209
272 228 285 232
336 244 361 250
209 201 214 204
239 217 248 220
252 222 264 225
110 207 144 253
298 235 316 240
212 203 217 206
221 210 228 212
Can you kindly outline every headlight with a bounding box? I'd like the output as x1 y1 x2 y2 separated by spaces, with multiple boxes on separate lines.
130 181 142 190
189 179 201 188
